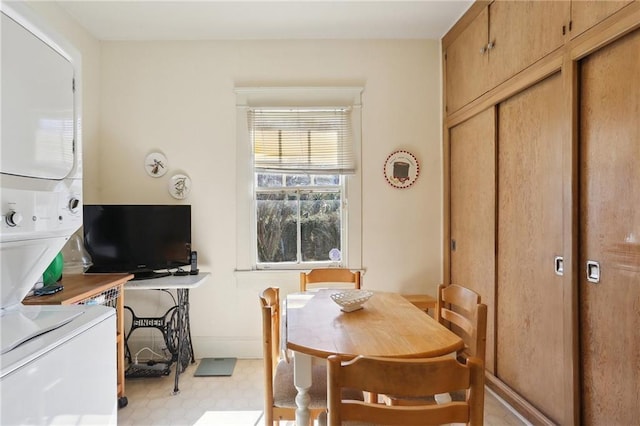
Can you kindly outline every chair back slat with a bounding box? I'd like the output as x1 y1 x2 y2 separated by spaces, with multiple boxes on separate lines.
300 268 361 292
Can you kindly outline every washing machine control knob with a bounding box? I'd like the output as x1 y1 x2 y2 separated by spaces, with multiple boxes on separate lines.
6 211 23 227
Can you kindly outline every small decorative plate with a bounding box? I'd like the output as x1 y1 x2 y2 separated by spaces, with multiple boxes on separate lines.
144 152 168 177
384 150 419 189
168 173 191 199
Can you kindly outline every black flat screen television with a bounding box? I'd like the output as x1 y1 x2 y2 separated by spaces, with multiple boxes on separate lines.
83 204 191 280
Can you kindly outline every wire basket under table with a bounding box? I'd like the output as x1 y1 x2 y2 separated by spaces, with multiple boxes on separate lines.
74 286 121 308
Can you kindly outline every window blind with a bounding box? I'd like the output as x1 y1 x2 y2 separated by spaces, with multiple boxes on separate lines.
249 107 356 175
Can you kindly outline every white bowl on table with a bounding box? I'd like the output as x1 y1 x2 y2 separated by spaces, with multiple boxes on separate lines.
330 289 374 312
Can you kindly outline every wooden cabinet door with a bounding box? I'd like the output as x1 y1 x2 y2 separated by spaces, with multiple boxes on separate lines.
488 1 569 89
445 6 489 114
449 107 496 372
571 0 634 39
496 73 565 424
579 28 640 426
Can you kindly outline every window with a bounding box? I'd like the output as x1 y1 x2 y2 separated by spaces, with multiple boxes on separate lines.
235 87 363 272
255 174 343 265
250 107 354 268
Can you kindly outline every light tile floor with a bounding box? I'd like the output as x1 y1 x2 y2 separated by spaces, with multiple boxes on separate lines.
118 359 529 426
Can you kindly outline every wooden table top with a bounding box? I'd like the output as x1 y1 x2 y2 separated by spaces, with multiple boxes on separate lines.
22 273 133 305
286 289 464 359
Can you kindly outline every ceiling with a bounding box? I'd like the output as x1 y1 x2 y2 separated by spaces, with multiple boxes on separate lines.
54 1 473 41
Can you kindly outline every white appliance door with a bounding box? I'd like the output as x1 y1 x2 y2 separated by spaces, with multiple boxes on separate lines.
0 237 68 308
1 11 75 180
0 308 117 425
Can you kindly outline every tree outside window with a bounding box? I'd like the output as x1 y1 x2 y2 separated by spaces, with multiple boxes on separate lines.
256 176 342 265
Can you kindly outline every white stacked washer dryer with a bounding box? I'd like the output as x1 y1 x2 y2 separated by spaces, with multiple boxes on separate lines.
0 3 117 424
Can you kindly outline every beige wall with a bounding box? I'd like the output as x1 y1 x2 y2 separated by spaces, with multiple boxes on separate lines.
99 39 443 357
15 1 444 357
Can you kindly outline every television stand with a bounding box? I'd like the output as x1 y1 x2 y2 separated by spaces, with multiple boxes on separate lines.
131 271 172 281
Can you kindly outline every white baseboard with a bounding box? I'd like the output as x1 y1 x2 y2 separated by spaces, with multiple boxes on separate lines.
126 335 263 360
192 336 262 359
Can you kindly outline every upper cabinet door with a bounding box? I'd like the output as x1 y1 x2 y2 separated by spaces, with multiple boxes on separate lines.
444 2 570 116
571 0 634 39
445 6 489 115
488 1 570 89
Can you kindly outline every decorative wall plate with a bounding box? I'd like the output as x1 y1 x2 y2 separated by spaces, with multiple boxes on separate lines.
384 150 419 189
168 173 191 199
144 152 168 177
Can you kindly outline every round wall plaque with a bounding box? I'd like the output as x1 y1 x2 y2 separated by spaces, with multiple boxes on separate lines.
384 150 419 189
168 173 191 199
144 152 168 177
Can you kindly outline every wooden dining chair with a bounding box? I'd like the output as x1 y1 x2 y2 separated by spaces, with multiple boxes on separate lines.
260 287 328 425
385 283 487 407
260 287 362 425
299 268 361 292
436 283 487 363
325 354 485 426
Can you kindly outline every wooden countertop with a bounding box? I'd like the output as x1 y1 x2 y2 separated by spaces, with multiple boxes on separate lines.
22 273 134 305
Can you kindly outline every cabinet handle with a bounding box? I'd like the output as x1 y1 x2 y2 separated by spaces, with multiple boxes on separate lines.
480 41 495 54
586 260 601 283
554 256 564 276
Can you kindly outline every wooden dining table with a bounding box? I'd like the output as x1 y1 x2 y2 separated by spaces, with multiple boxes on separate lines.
285 289 464 426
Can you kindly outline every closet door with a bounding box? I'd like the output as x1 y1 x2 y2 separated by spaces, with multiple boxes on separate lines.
449 108 496 372
496 73 564 423
579 28 640 426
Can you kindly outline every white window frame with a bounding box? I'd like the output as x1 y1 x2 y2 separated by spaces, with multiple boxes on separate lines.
235 87 363 271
